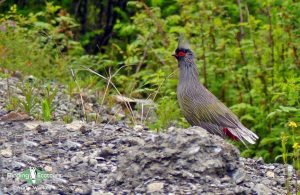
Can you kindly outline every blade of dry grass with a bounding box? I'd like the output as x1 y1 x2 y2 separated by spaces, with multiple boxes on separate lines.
80 66 137 125
70 68 86 121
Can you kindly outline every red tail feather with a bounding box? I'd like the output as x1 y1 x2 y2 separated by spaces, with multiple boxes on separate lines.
223 128 238 141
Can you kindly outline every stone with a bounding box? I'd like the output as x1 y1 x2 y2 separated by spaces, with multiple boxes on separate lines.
44 165 53 172
233 168 246 184
1 148 12 158
36 124 48 133
253 183 270 195
66 120 83 132
24 121 41 130
147 182 164 193
133 124 143 131
266 171 275 178
80 125 91 134
89 158 98 166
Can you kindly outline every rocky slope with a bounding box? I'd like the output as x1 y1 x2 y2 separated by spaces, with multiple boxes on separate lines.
0 77 298 194
0 121 298 194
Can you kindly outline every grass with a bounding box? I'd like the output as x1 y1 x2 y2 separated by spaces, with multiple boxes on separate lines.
280 122 299 194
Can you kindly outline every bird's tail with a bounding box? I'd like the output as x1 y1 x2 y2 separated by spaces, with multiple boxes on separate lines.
227 125 259 145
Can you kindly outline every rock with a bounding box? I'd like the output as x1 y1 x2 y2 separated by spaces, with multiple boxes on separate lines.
99 147 114 157
40 140 52 146
119 137 145 146
253 183 271 195
66 140 82 150
0 97 297 195
12 161 26 170
268 165 275 170
256 157 264 164
89 158 98 166
36 124 48 133
266 171 275 178
232 168 246 184
105 127 240 193
44 165 53 172
92 190 113 195
24 121 41 130
74 186 91 195
59 103 68 111
79 125 91 134
1 148 12 158
133 124 144 131
66 120 83 132
24 140 39 147
147 182 164 193
0 109 7 117
0 111 30 121
21 154 37 161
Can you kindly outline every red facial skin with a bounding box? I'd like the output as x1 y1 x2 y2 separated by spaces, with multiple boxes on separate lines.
177 51 186 57
173 50 186 58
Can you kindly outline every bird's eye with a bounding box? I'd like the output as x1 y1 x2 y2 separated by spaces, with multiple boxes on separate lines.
177 51 186 57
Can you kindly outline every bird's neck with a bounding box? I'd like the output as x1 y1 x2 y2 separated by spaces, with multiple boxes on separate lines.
178 59 200 84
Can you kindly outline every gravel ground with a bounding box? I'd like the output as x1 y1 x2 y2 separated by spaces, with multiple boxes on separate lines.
0 122 298 194
0 76 299 194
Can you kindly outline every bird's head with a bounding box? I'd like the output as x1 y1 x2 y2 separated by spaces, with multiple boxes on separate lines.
174 37 199 79
173 37 194 61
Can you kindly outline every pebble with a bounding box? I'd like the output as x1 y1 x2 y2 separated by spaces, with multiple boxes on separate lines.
21 154 37 161
266 171 275 178
36 124 48 133
24 121 41 130
40 140 52 146
147 182 164 193
133 124 144 131
1 148 12 158
99 147 114 157
89 158 98 166
80 125 91 134
66 120 83 132
233 168 246 184
253 183 270 195
44 165 53 172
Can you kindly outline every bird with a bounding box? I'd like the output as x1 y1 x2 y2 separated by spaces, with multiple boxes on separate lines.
173 37 258 145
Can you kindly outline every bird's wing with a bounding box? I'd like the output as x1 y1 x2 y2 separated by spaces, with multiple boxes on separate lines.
181 87 258 144
193 98 240 129
194 99 258 144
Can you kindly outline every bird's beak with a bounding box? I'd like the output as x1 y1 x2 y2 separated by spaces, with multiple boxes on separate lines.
172 54 177 57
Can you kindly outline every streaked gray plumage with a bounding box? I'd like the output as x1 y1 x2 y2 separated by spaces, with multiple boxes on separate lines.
174 38 258 145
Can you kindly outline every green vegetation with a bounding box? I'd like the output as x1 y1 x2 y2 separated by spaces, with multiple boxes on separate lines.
41 84 58 121
17 82 38 115
0 0 299 170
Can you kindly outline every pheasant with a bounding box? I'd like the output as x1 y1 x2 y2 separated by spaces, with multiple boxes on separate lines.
174 38 258 145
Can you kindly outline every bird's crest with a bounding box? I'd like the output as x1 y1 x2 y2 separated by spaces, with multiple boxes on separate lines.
178 36 190 50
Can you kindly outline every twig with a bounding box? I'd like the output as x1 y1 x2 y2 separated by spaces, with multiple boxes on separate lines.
200 17 208 88
266 5 275 86
70 68 86 121
136 38 148 73
237 0 253 105
81 66 137 125
101 67 112 106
